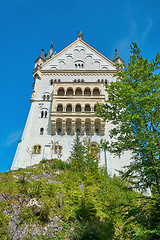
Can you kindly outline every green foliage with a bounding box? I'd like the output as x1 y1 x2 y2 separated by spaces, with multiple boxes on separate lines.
97 42 160 196
68 135 99 174
68 134 86 171
51 159 69 170
0 158 158 239
75 199 97 221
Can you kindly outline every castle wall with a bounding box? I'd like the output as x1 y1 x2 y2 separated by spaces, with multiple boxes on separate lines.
11 38 131 175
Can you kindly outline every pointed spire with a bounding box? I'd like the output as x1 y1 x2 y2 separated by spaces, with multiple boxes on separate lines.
39 49 46 60
113 49 120 61
46 41 54 59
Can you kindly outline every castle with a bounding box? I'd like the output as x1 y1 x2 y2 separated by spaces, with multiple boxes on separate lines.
11 31 131 175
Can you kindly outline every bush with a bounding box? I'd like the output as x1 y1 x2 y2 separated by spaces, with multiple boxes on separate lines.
51 159 69 170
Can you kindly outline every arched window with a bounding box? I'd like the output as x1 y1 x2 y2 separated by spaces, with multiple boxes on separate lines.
66 88 73 96
94 105 97 112
75 104 81 112
54 146 62 154
41 111 44 118
47 95 50 100
93 88 100 96
33 145 41 154
84 88 91 96
58 79 60 82
57 104 63 112
45 111 47 118
85 104 91 112
75 88 82 96
40 127 44 135
75 64 77 68
97 79 100 82
43 95 46 101
57 87 65 96
66 104 72 112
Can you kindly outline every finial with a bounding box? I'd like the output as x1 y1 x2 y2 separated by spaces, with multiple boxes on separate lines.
51 40 53 48
115 49 117 52
77 30 83 40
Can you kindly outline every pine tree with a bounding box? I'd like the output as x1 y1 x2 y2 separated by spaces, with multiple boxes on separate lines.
68 134 86 171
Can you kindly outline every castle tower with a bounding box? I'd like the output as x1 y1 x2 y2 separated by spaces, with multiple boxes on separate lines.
11 32 131 175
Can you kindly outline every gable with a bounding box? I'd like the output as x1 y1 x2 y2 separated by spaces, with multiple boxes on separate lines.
42 39 116 71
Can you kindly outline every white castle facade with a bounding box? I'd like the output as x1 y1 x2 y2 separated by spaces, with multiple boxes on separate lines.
11 32 131 175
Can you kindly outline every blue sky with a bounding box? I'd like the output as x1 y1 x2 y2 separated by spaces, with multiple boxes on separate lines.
0 0 159 172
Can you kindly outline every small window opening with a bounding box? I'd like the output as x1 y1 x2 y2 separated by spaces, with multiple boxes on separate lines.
41 111 44 118
45 111 47 118
47 95 50 100
50 79 53 85
59 147 62 154
40 127 44 135
43 95 46 101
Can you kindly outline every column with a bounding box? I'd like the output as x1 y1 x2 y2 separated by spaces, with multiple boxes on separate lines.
62 120 66 135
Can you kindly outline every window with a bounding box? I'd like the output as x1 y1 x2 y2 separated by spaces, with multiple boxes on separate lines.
105 79 108 85
45 111 47 118
57 88 65 96
50 79 53 85
43 95 46 101
95 129 99 135
93 88 100 96
40 127 44 135
75 104 81 112
84 88 91 96
41 111 44 118
57 104 63 112
59 146 62 154
58 128 62 135
54 146 62 154
47 95 50 100
33 145 41 154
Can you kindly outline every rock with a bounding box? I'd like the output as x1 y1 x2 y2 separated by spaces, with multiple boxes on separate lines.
26 198 42 216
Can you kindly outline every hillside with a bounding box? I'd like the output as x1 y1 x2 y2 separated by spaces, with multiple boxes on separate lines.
0 159 158 240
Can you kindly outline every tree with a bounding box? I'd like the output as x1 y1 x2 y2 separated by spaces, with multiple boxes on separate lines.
97 43 160 195
68 134 86 171
68 135 99 173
